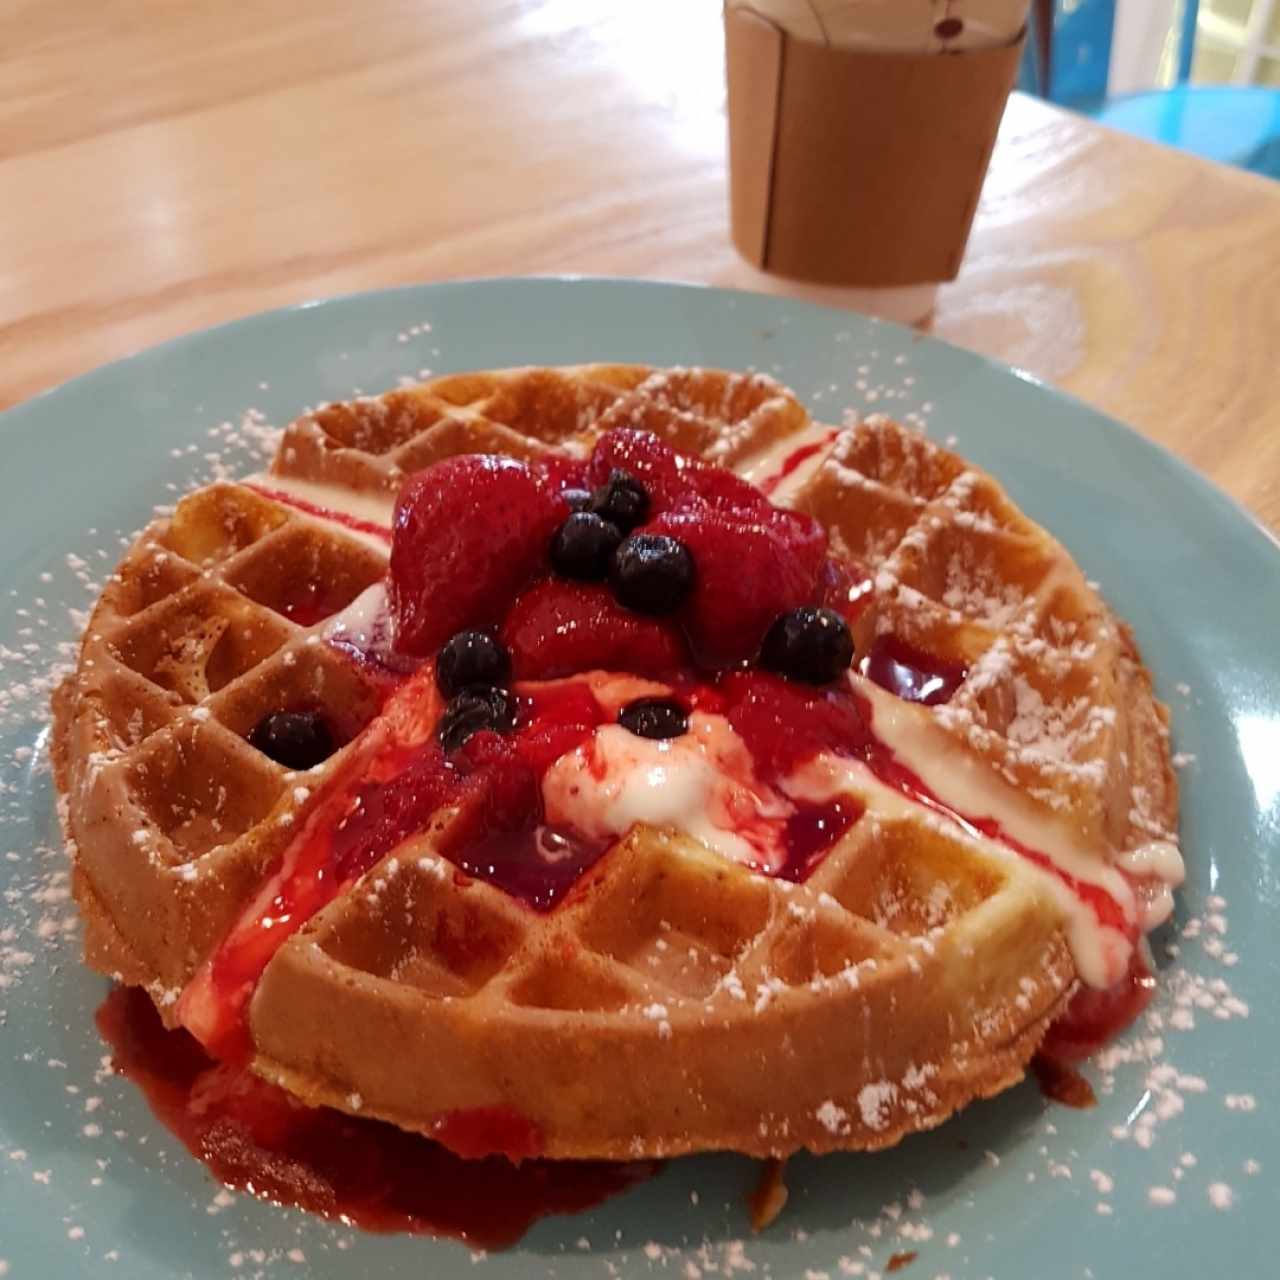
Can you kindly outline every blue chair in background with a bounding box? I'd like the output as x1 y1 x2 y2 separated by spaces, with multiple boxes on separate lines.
1023 0 1280 179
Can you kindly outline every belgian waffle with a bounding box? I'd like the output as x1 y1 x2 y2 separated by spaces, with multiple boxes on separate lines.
52 364 1179 1160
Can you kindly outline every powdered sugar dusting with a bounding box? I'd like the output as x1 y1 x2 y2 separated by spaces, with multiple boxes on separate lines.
817 1101 850 1135
1207 1182 1235 1210
857 1082 898 1132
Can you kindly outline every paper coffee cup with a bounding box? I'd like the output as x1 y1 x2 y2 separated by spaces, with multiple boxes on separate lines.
725 1 1029 298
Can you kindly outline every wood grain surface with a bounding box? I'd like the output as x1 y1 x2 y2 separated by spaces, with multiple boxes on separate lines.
2 0 1278 528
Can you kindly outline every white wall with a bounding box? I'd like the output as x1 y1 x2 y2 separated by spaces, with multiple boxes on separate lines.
1108 0 1180 92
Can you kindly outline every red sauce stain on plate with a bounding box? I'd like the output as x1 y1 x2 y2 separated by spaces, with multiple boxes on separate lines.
1040 952 1157 1062
96 986 657 1247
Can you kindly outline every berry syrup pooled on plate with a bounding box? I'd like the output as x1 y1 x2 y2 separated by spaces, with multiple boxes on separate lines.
99 423 1172 1241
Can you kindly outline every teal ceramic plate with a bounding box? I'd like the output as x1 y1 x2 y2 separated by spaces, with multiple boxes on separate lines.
1 279 1275 1279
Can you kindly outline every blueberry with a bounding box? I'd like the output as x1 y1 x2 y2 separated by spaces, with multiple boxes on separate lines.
437 629 511 698
561 487 593 513
248 710 335 770
618 697 689 740
610 533 694 615
589 469 649 533
760 607 855 685
550 512 623 581
438 685 517 753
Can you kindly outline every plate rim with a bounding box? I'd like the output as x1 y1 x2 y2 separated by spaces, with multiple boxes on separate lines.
3 273 1278 568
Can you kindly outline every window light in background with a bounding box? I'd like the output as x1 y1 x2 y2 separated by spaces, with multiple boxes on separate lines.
1023 0 1280 178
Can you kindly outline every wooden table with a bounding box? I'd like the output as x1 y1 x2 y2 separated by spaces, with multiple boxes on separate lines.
3 1 1279 529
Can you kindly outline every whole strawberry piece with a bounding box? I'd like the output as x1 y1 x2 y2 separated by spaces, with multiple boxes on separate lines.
649 501 827 667
587 429 690 512
390 455 566 656
682 456 776 517
589 427 776 519
531 452 590 496
501 579 688 680
721 669 872 780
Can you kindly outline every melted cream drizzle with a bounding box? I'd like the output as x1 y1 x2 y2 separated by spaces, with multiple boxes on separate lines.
856 675 1138 903
323 582 391 649
738 423 840 503
244 473 394 556
785 754 1132 988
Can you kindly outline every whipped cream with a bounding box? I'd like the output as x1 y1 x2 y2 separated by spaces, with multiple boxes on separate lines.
323 582 393 650
543 714 793 871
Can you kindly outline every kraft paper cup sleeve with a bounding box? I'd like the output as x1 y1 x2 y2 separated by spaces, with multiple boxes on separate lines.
725 6 1026 287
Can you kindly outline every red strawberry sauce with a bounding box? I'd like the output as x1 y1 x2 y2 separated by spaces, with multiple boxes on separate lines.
98 986 656 1247
276 589 351 628
1040 950 1158 1061
861 634 969 707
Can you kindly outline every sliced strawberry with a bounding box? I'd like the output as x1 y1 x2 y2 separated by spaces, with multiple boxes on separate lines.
390 455 567 656
500 579 688 680
649 502 827 667
531 453 590 495
720 670 873 780
514 680 609 774
587 429 693 512
681 458 775 517
588 428 770 519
